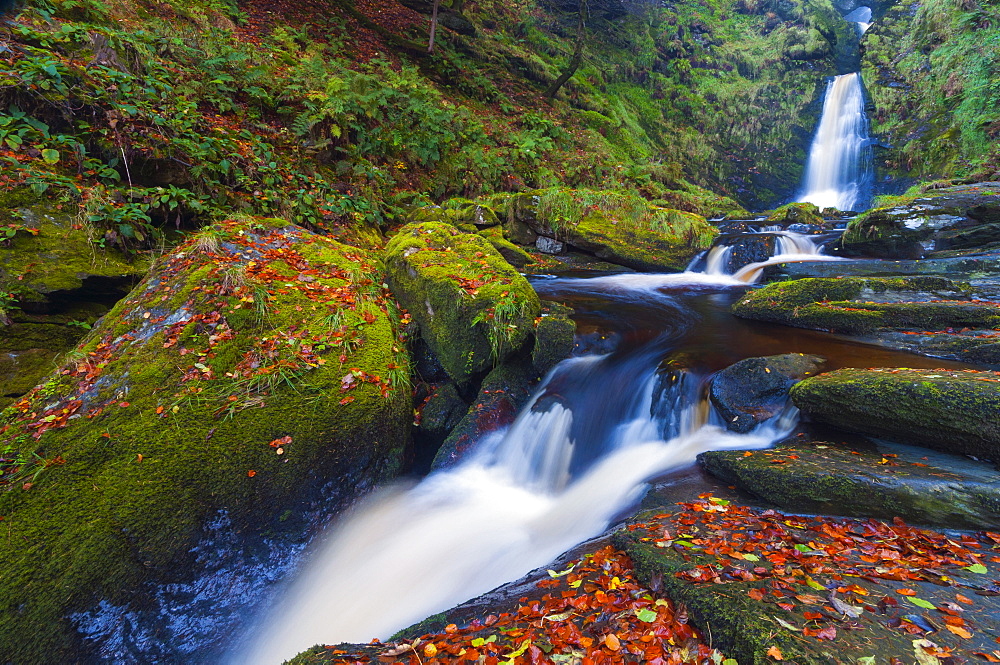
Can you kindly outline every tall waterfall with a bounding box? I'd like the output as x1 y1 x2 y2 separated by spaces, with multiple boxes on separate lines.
798 72 871 211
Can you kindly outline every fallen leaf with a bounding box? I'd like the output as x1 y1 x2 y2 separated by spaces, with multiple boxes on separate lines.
946 624 973 639
767 645 784 660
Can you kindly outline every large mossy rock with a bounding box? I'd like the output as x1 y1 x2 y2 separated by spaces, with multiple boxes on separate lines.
505 189 717 272
700 433 1000 529
0 218 411 663
0 188 149 309
614 498 1000 665
385 221 541 383
709 353 825 433
791 368 1000 462
839 183 1000 259
731 276 1000 335
765 201 823 226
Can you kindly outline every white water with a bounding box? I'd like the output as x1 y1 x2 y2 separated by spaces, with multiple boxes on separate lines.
844 6 872 35
235 275 797 665
698 231 842 282
798 72 870 211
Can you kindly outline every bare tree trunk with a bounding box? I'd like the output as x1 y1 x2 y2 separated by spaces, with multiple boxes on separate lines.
545 0 587 99
428 0 441 53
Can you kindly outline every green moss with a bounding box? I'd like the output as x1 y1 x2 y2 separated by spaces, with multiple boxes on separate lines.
791 368 1000 460
384 221 541 383
765 201 822 224
0 218 411 663
731 276 989 334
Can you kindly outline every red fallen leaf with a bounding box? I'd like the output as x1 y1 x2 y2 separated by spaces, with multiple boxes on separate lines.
748 588 766 601
777 603 795 611
956 593 975 604
155 406 164 414
119 401 130 407
803 611 824 621
814 626 836 640
973 652 1000 662
897 588 917 596
247 470 256 477
767 645 784 660
604 633 620 651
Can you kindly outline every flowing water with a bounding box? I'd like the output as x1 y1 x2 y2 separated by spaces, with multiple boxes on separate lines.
235 229 969 663
798 72 871 211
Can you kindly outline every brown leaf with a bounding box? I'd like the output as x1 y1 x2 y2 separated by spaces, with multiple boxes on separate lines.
767 645 784 660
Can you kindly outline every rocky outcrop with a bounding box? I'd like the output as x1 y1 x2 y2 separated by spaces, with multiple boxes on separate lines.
839 183 1000 259
765 202 823 227
504 189 716 272
700 433 1000 529
790 368 1000 462
385 221 541 383
0 218 412 663
709 353 824 433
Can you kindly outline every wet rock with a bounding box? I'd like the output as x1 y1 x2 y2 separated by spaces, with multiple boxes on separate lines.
532 302 575 375
417 382 466 439
791 367 1000 462
432 359 537 469
709 354 825 433
765 252 1000 281
535 235 564 255
731 276 1000 335
839 182 1000 258
385 221 541 383
0 219 412 662
700 432 1000 529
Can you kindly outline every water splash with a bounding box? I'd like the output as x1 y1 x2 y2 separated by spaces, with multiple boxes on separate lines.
696 231 843 283
844 5 872 34
798 73 871 211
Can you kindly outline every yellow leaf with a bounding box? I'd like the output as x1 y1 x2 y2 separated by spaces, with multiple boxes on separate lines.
946 624 973 639
767 645 784 660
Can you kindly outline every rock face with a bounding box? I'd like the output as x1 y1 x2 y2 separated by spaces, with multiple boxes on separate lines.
504 189 716 272
700 434 1000 529
838 183 1000 259
385 221 541 383
731 276 1000 335
709 354 825 433
0 219 412 663
790 368 1000 462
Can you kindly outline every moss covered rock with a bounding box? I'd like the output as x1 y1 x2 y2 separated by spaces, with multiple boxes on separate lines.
790 368 1000 461
506 189 717 272
0 189 149 308
0 218 411 662
700 434 1000 529
385 221 541 383
532 302 575 376
730 276 1000 335
765 201 822 226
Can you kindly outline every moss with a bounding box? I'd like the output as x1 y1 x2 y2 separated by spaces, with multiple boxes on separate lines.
532 302 575 375
790 368 1000 461
765 201 822 225
0 193 149 306
384 221 541 383
0 218 412 662
480 232 535 270
700 438 1000 529
731 276 990 335
0 348 60 397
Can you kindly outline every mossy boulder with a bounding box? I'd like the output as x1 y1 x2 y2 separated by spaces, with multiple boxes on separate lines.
766 202 822 226
0 189 149 309
0 218 412 662
709 353 825 433
731 276 1000 335
385 221 541 383
839 183 1000 258
532 302 575 376
700 433 1000 529
790 368 1000 461
505 189 717 272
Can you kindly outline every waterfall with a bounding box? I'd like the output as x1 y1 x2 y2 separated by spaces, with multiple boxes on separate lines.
844 6 873 35
693 230 842 282
232 274 797 665
798 73 871 211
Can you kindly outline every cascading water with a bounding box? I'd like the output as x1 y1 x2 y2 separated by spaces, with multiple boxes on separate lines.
696 230 842 282
233 272 798 665
797 73 871 211
797 6 873 211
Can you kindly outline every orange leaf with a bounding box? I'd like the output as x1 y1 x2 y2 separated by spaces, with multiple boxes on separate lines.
247 470 256 477
946 624 973 639
896 588 917 596
956 593 975 604
767 645 784 660
604 634 620 651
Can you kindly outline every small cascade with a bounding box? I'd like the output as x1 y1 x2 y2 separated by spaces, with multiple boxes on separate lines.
844 6 873 35
798 73 871 211
691 229 842 283
235 275 797 665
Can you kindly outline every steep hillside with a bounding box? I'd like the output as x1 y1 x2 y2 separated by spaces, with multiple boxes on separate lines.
862 0 1000 185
